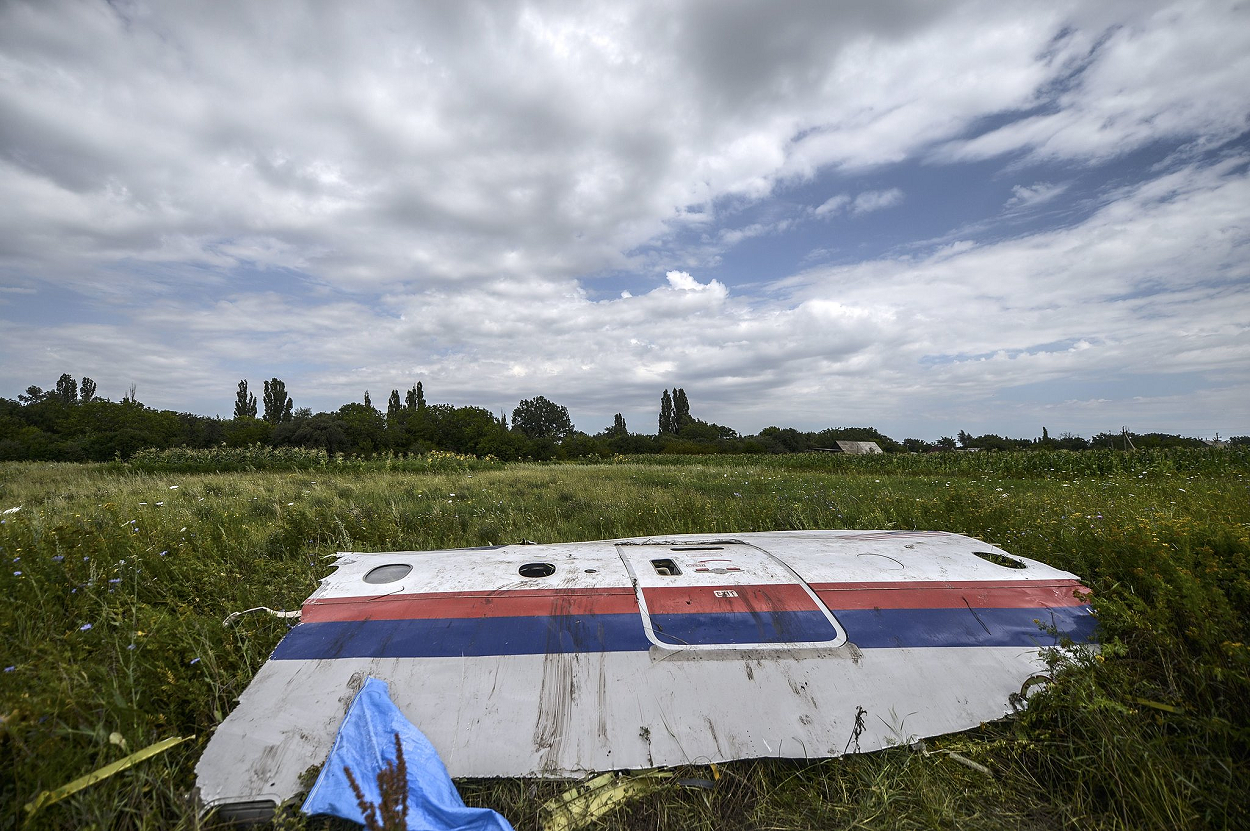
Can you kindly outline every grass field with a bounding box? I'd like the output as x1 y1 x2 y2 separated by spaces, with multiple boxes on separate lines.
2 449 1248 830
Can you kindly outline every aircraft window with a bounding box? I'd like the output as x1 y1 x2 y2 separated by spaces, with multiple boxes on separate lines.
363 564 413 584
973 551 1026 569
650 558 682 576
519 562 556 578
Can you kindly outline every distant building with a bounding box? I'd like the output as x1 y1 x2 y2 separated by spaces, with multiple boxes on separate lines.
812 441 884 455
1205 439 1229 449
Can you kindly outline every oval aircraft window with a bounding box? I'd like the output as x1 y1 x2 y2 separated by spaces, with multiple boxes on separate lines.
973 551 1026 569
519 562 556 578
363 564 413 584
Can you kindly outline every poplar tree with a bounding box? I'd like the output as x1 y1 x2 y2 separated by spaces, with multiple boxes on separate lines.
387 390 402 426
263 378 293 424
659 390 674 434
80 377 97 403
234 380 257 419
673 388 691 433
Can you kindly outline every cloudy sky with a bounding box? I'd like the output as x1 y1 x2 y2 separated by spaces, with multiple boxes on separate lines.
2 0 1248 440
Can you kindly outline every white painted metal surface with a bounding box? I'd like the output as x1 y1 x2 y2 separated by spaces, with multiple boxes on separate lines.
195 530 1096 818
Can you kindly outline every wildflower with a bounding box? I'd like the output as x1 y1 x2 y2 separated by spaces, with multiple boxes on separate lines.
12 571 20 576
51 555 63 563
2 507 20 514
179 527 187 532
79 623 92 631
3 666 13 672
159 550 168 557
127 644 136 650
155 501 164 506
108 578 121 585
169 485 178 489
190 657 200 665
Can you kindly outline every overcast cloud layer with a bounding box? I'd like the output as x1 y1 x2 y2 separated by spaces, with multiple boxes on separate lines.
2 0 1248 439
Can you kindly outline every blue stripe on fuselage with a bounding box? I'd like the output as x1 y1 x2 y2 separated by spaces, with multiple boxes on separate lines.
270 606 1097 660
650 610 839 645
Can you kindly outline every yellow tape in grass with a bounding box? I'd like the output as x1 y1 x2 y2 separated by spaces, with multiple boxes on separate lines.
24 735 192 817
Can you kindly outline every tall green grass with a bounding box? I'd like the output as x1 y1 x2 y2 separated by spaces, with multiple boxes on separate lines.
1 451 1247 829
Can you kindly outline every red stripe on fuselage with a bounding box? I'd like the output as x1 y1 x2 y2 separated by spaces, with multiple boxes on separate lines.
810 579 1087 609
641 583 820 615
303 587 638 622
301 579 1088 622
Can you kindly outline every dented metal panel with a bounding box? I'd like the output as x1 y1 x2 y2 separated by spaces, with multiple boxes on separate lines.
195 530 1096 818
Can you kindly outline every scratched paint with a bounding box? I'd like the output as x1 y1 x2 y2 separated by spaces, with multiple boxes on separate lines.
195 530 1097 820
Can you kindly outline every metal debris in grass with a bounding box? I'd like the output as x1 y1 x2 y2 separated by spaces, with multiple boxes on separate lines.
542 770 674 831
911 740 993 777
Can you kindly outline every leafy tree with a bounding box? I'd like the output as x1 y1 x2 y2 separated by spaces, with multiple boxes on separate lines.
336 402 386 455
605 413 628 437
512 396 573 441
673 388 691 433
659 390 674 434
1056 432 1090 451
758 426 808 453
404 385 418 410
936 436 957 451
224 416 273 448
679 419 736 442
18 385 45 404
561 431 610 459
233 380 257 419
387 390 402 427
262 378 293 424
55 373 78 405
957 430 971 448
80 377 96 403
363 390 372 409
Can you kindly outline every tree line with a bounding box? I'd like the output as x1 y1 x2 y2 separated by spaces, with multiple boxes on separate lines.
0 373 1241 463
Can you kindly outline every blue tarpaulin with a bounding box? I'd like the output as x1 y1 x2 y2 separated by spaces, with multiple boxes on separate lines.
302 677 513 831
